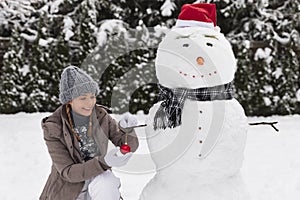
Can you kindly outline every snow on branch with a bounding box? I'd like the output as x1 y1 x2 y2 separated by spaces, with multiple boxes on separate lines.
273 31 290 45
160 0 176 17
20 28 38 42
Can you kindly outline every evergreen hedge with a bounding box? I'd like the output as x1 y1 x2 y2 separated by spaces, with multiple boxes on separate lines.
0 0 299 115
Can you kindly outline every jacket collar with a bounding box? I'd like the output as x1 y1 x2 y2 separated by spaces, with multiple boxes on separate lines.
42 104 108 132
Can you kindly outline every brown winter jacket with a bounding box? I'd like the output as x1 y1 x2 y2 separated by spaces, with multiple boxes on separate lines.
39 104 139 200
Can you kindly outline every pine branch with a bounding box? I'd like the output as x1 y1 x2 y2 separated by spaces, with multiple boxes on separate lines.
249 122 279 132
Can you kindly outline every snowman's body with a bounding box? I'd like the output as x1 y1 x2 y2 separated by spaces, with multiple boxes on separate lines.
139 26 249 199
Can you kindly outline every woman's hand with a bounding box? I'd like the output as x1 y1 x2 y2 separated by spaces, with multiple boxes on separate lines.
104 147 132 167
119 112 138 133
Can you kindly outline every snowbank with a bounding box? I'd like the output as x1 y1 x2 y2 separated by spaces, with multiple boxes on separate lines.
0 113 299 200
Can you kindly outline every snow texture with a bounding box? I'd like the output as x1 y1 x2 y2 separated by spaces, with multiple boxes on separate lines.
160 0 176 17
63 16 75 41
138 13 299 199
96 20 128 47
20 32 37 42
254 47 272 64
296 89 300 102
49 0 64 14
155 27 236 89
0 113 300 200
140 99 249 200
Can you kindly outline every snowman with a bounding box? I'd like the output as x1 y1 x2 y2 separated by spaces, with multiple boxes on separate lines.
139 3 249 200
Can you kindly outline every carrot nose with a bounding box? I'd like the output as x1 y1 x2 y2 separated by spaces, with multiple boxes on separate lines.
196 57 204 65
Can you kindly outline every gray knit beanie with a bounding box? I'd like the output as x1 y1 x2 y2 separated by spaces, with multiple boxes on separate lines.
59 66 100 104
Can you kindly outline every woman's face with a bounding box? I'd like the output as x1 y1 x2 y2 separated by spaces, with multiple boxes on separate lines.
69 93 96 116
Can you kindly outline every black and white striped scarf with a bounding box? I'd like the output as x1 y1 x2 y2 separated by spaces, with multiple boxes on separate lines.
154 82 234 130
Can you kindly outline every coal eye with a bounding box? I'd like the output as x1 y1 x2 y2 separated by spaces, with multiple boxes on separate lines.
183 43 189 47
206 42 213 47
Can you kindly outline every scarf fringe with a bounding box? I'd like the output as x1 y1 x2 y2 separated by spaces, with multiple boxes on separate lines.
154 106 182 130
154 107 168 130
168 107 182 129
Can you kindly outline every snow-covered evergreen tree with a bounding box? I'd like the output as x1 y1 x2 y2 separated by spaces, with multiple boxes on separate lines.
220 0 300 115
0 0 299 115
80 19 162 113
0 28 24 113
1 0 69 113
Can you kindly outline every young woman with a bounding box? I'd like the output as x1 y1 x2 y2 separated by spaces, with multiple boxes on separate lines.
40 66 139 200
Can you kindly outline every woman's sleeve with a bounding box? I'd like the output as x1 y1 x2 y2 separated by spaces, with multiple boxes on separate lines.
43 122 109 183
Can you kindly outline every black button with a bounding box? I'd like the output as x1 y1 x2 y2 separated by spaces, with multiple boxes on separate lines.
206 42 213 47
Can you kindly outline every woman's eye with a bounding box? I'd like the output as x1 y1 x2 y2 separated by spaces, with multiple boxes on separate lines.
80 98 86 100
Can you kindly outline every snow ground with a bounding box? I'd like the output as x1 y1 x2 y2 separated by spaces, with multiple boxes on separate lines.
0 113 299 200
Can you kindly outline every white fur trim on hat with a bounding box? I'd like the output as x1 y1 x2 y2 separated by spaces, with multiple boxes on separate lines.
174 19 214 29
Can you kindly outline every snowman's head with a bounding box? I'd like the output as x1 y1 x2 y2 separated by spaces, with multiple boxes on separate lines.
155 3 236 89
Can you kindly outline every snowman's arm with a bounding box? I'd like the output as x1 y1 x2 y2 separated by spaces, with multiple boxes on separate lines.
249 121 279 132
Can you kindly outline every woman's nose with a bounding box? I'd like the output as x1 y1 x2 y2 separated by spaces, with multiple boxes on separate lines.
87 98 95 107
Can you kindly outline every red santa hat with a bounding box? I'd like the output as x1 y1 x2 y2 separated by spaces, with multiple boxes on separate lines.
174 3 217 29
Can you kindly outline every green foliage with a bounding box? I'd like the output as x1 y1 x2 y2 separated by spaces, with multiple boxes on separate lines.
219 0 300 116
80 19 162 114
0 0 299 116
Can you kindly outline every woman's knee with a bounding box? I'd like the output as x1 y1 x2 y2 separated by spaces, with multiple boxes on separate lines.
88 170 121 192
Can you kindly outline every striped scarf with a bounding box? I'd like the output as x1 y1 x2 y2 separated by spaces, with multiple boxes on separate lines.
153 82 234 130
